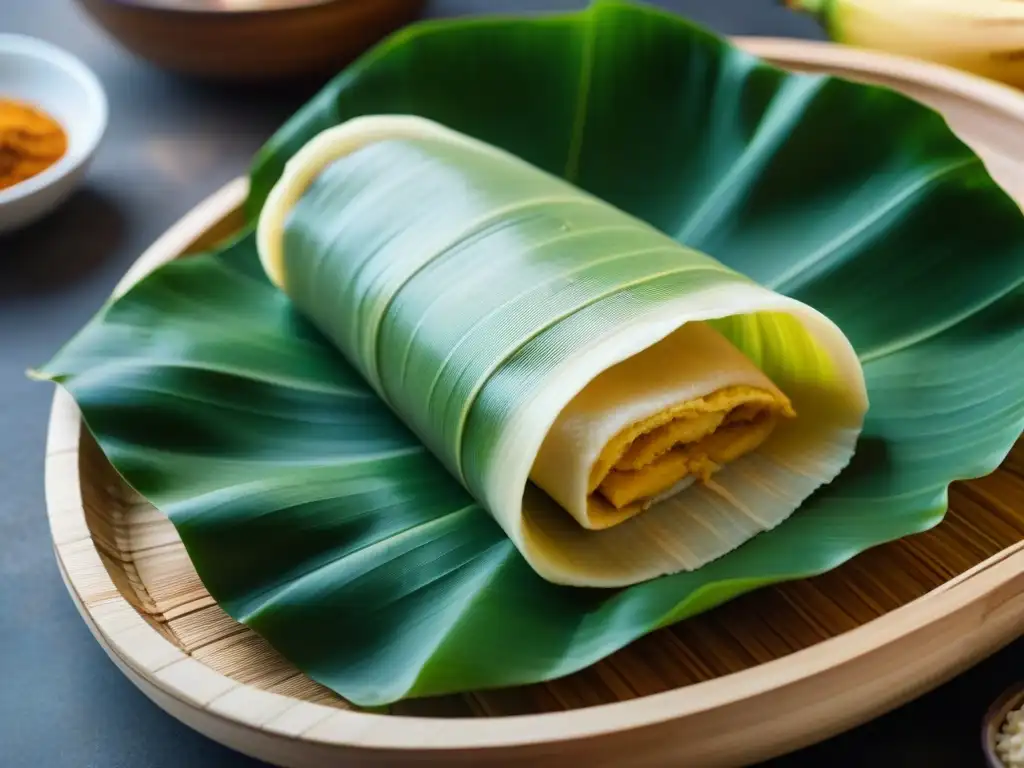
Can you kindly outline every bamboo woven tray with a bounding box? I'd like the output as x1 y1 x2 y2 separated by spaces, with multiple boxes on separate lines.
45 38 1024 768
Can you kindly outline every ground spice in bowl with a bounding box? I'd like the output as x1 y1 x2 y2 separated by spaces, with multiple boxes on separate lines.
0 97 67 192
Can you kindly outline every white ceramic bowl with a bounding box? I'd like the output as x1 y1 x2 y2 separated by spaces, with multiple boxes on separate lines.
0 34 108 234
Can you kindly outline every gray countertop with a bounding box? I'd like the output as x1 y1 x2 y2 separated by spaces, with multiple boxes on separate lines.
0 1 1017 766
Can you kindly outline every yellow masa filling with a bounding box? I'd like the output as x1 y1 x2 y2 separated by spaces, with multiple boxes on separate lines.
589 385 795 515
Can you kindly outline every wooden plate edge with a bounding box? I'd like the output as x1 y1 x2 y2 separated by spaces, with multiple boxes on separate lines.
42 36 1024 767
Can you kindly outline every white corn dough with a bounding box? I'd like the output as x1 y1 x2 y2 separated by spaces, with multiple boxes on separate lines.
531 319 793 530
258 115 869 588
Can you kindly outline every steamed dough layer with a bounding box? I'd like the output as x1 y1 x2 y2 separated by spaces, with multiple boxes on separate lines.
530 321 794 530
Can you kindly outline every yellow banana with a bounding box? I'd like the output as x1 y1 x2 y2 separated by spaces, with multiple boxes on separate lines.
787 0 1024 88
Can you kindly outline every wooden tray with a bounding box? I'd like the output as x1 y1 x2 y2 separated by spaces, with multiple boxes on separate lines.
45 38 1024 768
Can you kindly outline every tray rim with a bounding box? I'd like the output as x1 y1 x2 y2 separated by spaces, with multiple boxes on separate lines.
44 36 1024 766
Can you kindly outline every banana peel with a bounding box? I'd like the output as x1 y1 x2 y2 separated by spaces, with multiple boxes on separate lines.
787 0 1024 90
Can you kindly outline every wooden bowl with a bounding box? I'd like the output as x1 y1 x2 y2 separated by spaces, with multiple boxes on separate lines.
984 683 1024 768
44 39 1024 768
72 0 426 80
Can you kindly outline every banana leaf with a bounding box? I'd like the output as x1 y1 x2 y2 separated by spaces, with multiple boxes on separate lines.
257 115 869 587
37 0 1024 706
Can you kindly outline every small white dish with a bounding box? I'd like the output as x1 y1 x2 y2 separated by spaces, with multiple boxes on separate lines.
0 34 108 235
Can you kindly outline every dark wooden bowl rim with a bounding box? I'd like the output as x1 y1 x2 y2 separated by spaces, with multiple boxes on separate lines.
93 0 368 16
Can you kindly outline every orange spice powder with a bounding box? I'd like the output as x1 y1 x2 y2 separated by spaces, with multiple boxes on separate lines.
0 98 68 192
